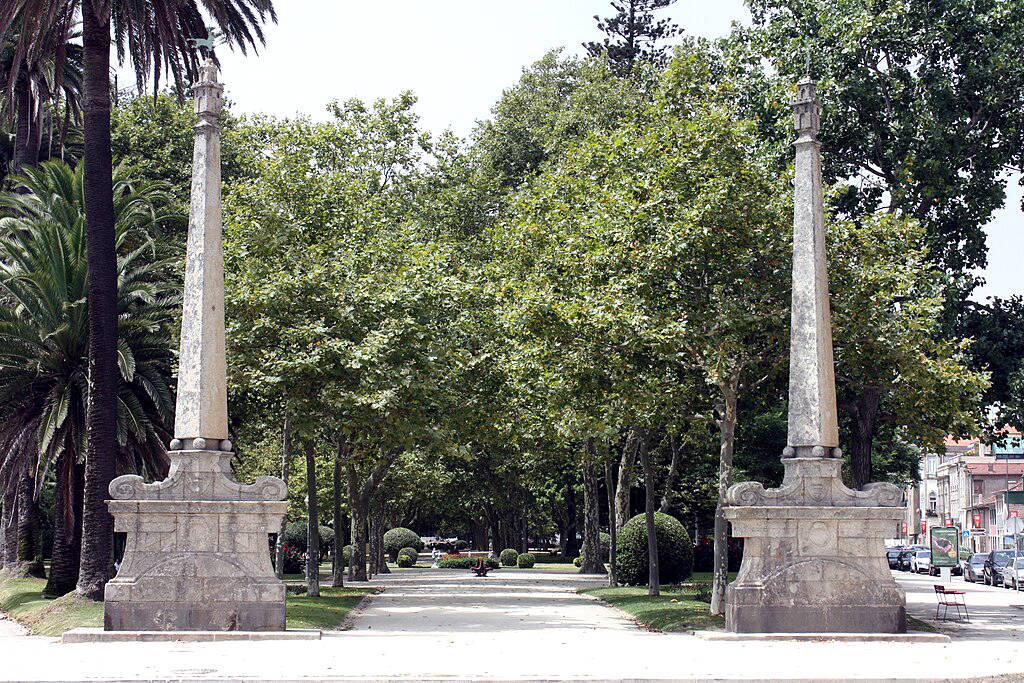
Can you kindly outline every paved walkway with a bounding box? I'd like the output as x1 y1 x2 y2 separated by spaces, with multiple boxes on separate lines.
4 569 1024 681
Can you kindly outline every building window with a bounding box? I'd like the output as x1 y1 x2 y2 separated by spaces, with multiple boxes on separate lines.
974 480 984 495
927 456 937 477
929 492 937 512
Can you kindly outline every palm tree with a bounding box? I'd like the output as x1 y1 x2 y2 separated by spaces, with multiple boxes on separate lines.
0 160 178 595
0 0 275 599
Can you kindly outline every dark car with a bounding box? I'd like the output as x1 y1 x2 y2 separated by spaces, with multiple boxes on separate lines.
886 547 905 570
962 553 987 582
984 549 1015 586
898 546 926 571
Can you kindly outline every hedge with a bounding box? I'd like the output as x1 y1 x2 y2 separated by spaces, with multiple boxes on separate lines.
499 548 519 567
616 512 693 585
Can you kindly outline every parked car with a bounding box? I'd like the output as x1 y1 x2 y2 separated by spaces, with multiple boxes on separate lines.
984 549 1016 586
886 547 905 570
963 553 987 582
1004 557 1024 589
911 550 932 574
898 546 926 571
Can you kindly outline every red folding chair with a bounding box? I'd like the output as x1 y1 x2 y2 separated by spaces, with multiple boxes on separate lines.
934 584 969 622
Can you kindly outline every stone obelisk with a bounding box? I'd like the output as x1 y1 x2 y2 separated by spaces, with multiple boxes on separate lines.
104 60 289 632
723 76 906 633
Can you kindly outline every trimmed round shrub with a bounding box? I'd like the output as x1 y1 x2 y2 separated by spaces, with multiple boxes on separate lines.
616 512 693 586
342 544 353 567
396 554 415 568
517 552 536 568
499 548 519 567
282 520 334 559
573 555 582 567
383 527 424 561
438 554 500 569
398 547 419 561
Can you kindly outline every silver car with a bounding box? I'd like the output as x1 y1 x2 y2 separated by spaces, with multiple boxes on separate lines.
1004 557 1024 589
911 550 932 574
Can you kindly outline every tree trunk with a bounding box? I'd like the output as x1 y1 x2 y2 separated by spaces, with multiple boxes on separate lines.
615 428 640 532
17 470 44 577
332 442 344 587
639 428 659 595
2 482 17 571
304 441 320 597
710 375 739 615
848 386 882 489
371 498 389 574
77 5 119 602
659 433 682 513
12 76 34 176
348 467 358 581
564 475 580 558
274 411 292 579
44 452 84 597
350 484 368 581
580 439 606 574
605 460 617 587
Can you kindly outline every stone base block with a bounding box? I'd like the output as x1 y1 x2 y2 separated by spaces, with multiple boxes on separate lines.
724 504 906 634
105 599 285 632
693 630 948 643
725 599 905 634
64 627 319 643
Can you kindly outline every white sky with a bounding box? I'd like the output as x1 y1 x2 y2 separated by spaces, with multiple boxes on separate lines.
156 0 1021 300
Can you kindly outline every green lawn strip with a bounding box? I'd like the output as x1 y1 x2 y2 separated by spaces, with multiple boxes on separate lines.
583 585 724 632
285 586 378 630
906 615 940 633
1 576 376 635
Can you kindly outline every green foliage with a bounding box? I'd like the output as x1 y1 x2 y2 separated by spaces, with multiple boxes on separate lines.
0 161 179 499
583 0 682 74
516 552 536 568
437 555 499 569
283 521 334 557
398 547 418 559
584 585 724 632
396 554 415 568
499 548 519 567
383 528 424 562
616 512 693 586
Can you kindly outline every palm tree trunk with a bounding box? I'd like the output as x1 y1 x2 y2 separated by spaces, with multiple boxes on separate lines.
2 483 17 571
580 438 606 574
16 470 44 577
304 440 319 597
640 428 659 596
77 4 119 602
274 411 291 579
13 76 33 176
44 451 84 597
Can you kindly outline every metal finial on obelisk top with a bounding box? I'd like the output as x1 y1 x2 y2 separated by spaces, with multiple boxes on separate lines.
783 73 840 459
171 58 228 452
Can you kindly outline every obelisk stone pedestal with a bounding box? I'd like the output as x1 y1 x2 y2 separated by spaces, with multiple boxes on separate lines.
724 76 905 633
103 60 288 632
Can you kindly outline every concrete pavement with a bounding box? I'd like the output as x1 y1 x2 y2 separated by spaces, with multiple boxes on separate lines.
2 568 1024 681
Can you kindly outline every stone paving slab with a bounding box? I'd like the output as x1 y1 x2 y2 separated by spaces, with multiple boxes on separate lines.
62 627 321 643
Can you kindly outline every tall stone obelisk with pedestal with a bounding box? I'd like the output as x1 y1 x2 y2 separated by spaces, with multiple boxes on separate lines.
103 60 289 632
723 76 906 633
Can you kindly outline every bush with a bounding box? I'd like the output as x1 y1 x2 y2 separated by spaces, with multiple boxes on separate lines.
342 544 353 567
499 548 519 567
438 554 500 569
573 555 582 567
277 543 304 574
396 554 415 568
383 527 424 561
616 512 693 586
282 520 334 559
517 552 536 568
398 547 419 561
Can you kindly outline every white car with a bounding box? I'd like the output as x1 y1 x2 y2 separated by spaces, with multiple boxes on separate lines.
1003 557 1024 589
911 550 932 574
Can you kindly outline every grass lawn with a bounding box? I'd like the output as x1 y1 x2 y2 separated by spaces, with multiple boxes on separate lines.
0 576 375 635
583 585 725 632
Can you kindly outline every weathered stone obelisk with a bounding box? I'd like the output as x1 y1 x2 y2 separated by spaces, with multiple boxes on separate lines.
104 60 289 632
723 76 906 633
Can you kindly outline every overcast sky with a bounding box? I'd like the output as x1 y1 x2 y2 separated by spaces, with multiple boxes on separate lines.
165 0 1020 301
